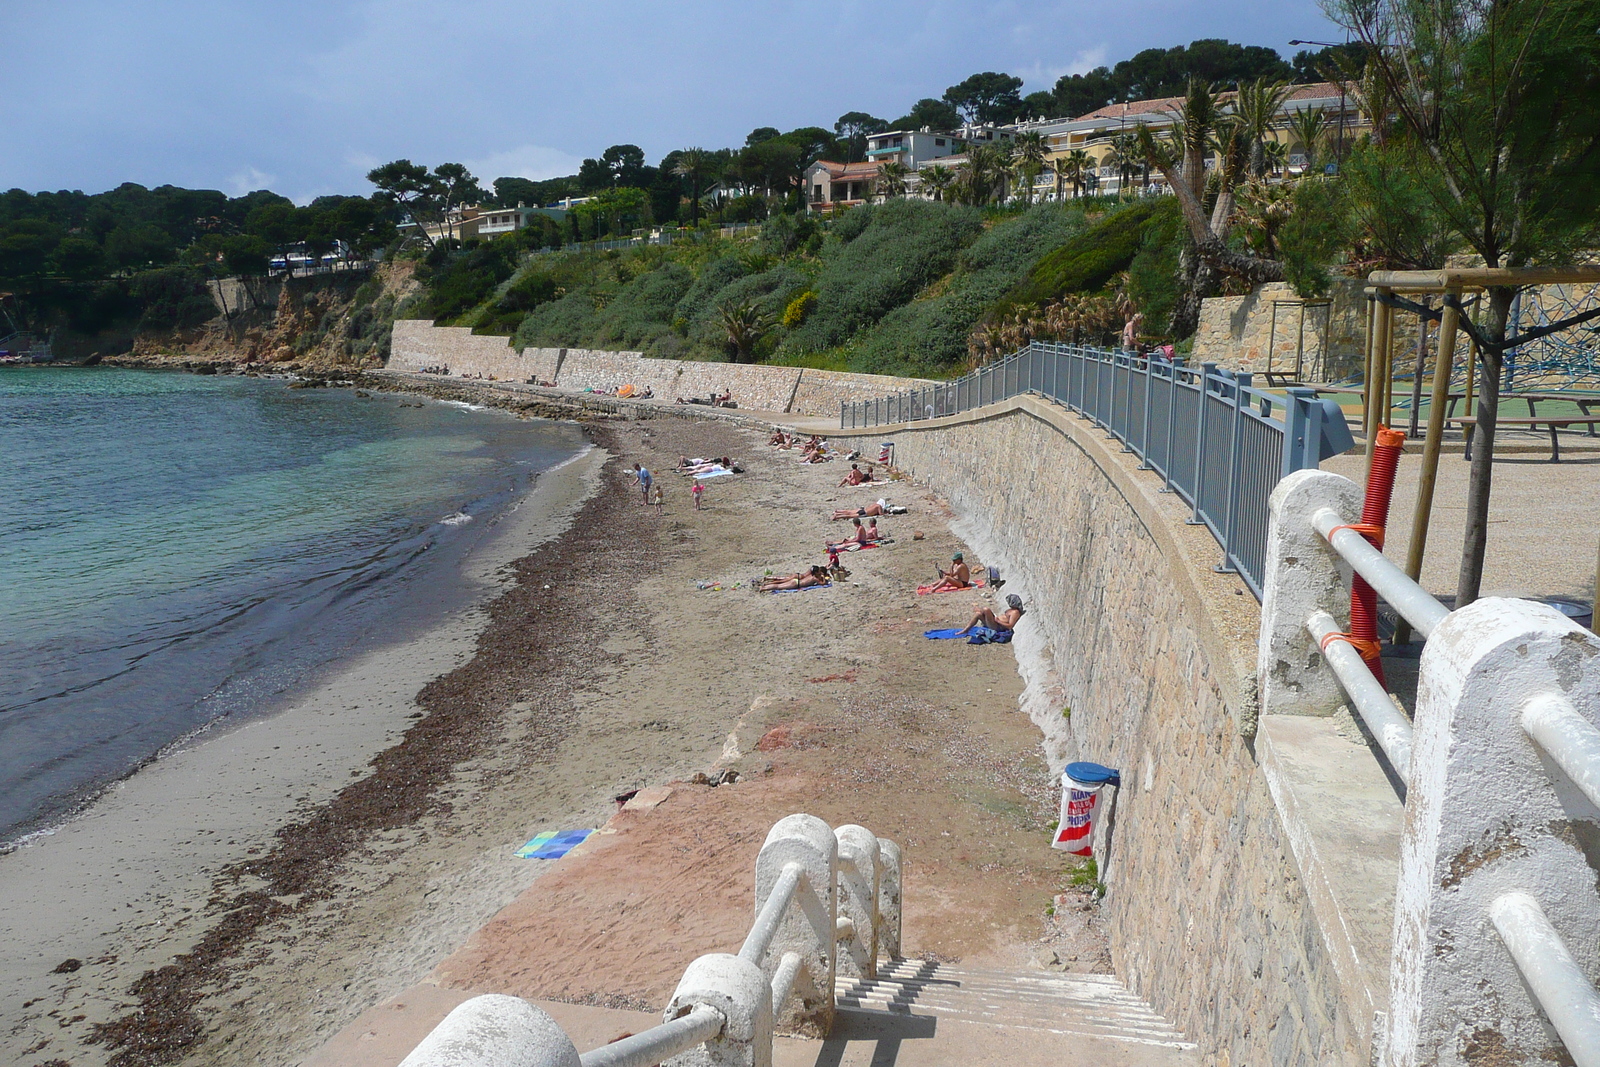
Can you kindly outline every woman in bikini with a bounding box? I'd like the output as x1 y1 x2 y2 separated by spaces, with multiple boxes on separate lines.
959 594 1025 635
757 566 830 592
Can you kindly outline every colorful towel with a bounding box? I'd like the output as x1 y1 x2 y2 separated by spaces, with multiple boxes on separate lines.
916 579 987 596
515 829 594 859
693 468 736 479
923 626 1012 643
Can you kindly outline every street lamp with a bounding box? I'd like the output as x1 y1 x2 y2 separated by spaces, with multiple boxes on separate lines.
1288 39 1349 168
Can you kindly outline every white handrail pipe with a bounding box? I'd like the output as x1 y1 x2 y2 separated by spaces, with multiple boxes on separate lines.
1307 611 1413 778
578 1005 724 1067
1522 693 1600 814
739 863 802 965
1490 893 1600 1067
770 951 803 1017
1312 507 1449 639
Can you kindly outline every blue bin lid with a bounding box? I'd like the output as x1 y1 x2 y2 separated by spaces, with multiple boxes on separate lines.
1064 761 1121 787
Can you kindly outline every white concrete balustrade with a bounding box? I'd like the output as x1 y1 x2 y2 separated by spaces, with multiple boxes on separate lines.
1260 468 1600 1066
397 815 899 1067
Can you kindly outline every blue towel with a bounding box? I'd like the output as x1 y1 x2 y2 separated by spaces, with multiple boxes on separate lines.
770 583 830 594
923 626 1012 643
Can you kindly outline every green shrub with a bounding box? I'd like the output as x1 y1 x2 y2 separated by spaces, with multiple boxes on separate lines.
780 199 983 355
1124 201 1185 336
130 267 216 332
1009 198 1177 307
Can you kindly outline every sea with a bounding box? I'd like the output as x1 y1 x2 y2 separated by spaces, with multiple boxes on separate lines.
0 368 586 845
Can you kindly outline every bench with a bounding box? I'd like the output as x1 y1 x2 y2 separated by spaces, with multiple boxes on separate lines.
1450 415 1600 462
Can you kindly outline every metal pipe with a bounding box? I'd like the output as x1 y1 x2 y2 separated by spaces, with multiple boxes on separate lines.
1396 292 1459 645
1313 507 1451 639
1489 892 1600 1067
1522 694 1600 814
739 863 802 964
578 1004 726 1067
770 951 803 1016
1307 611 1413 777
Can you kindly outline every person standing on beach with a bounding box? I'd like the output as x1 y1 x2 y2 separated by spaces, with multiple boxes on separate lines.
691 481 705 510
631 463 653 504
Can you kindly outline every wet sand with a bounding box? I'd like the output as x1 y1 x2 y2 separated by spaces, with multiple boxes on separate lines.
3 406 1091 1067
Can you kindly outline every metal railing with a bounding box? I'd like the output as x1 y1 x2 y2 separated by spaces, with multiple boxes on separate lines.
396 814 899 1067
1259 469 1600 1065
841 342 1350 600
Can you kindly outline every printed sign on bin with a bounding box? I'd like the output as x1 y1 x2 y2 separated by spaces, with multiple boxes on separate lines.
1052 761 1121 856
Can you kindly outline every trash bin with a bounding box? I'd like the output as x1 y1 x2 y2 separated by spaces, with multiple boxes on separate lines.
1052 761 1121 856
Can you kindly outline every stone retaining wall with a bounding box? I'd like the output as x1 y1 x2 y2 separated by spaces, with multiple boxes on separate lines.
387 320 934 417
836 399 1366 1067
1192 280 1370 381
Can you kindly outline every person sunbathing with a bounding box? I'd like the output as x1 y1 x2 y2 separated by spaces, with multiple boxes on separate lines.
926 552 972 593
831 499 890 520
757 566 830 592
959 594 1025 635
864 518 884 541
839 463 867 487
827 518 872 550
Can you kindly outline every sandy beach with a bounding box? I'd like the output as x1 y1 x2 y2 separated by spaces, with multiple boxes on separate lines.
2 399 1090 1067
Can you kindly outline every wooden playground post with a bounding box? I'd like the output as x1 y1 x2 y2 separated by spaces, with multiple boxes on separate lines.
1407 301 1430 439
1395 290 1461 645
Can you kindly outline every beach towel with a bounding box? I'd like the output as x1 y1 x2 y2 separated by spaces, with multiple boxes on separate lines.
767 583 831 594
915 579 987 596
830 539 891 552
515 828 594 859
693 468 736 479
924 626 1012 643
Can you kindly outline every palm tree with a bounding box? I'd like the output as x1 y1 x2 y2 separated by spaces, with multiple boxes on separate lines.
1286 105 1327 174
1012 132 1048 206
878 160 909 198
717 299 773 363
1260 138 1289 177
1107 134 1139 196
921 165 954 202
1045 156 1069 201
672 148 711 225
1065 149 1093 198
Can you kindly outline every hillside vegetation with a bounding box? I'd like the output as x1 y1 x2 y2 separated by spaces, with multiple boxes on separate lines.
407 197 1179 378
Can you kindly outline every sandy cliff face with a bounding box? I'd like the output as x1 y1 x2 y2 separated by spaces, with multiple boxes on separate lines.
113 261 421 374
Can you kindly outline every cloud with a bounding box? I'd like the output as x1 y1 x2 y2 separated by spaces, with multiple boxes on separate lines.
463 144 586 183
1016 45 1110 90
224 167 279 198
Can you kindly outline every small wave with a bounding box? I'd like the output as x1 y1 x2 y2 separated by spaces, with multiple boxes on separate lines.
439 511 474 526
439 400 487 412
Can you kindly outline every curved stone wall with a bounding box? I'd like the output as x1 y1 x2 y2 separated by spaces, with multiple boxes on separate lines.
837 397 1366 1067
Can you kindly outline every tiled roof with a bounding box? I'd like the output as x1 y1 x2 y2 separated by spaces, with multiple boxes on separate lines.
1072 81 1344 123
811 161 882 179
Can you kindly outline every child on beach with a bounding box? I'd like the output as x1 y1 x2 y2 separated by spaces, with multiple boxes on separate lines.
649 483 665 513
691 482 704 510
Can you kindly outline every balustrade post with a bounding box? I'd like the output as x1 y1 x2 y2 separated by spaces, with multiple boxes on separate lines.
877 839 902 960
1216 371 1250 574
754 815 838 1035
1255 470 1364 717
1189 363 1218 523
1139 353 1155 467
396 996 579 1067
1386 600 1600 1067
663 955 774 1067
833 825 881 979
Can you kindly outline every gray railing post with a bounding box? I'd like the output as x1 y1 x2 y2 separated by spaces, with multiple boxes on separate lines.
1215 371 1249 574
1139 353 1155 468
1189 363 1218 524
1281 388 1317 476
1161 362 1179 493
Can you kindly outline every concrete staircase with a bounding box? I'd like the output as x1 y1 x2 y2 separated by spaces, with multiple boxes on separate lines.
780 957 1199 1066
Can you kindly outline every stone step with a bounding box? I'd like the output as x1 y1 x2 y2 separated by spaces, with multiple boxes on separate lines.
833 959 1197 1051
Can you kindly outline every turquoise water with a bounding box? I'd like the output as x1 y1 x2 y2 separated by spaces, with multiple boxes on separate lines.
0 368 585 842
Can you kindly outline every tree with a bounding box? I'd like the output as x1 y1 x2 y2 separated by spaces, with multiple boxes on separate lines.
1286 106 1326 173
1064 149 1093 198
834 112 888 163
922 165 955 202
1289 42 1370 84
1325 0 1600 606
717 299 773 362
890 98 962 132
745 127 781 146
367 159 445 247
878 161 909 198
1052 67 1120 118
944 72 1025 125
672 148 713 225
600 144 648 187
431 163 485 242
1021 90 1059 120
1045 155 1070 201
1012 131 1049 205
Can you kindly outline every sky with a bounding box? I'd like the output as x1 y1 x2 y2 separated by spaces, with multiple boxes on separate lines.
1 0 1345 204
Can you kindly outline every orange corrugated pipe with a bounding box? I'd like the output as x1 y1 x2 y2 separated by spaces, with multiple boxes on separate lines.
1350 427 1406 686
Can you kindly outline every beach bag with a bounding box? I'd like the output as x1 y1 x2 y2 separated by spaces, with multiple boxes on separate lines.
1052 762 1121 856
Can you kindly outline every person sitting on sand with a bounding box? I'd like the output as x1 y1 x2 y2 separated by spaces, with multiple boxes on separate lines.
830 499 890 520
768 430 789 447
927 552 972 593
864 518 883 541
827 517 871 550
959 594 1025 635
757 566 830 592
839 463 867 487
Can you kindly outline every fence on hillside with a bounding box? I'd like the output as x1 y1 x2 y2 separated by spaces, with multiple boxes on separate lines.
840 342 1351 600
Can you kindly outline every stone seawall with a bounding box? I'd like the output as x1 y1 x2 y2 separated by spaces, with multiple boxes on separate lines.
387 320 933 417
836 399 1367 1066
